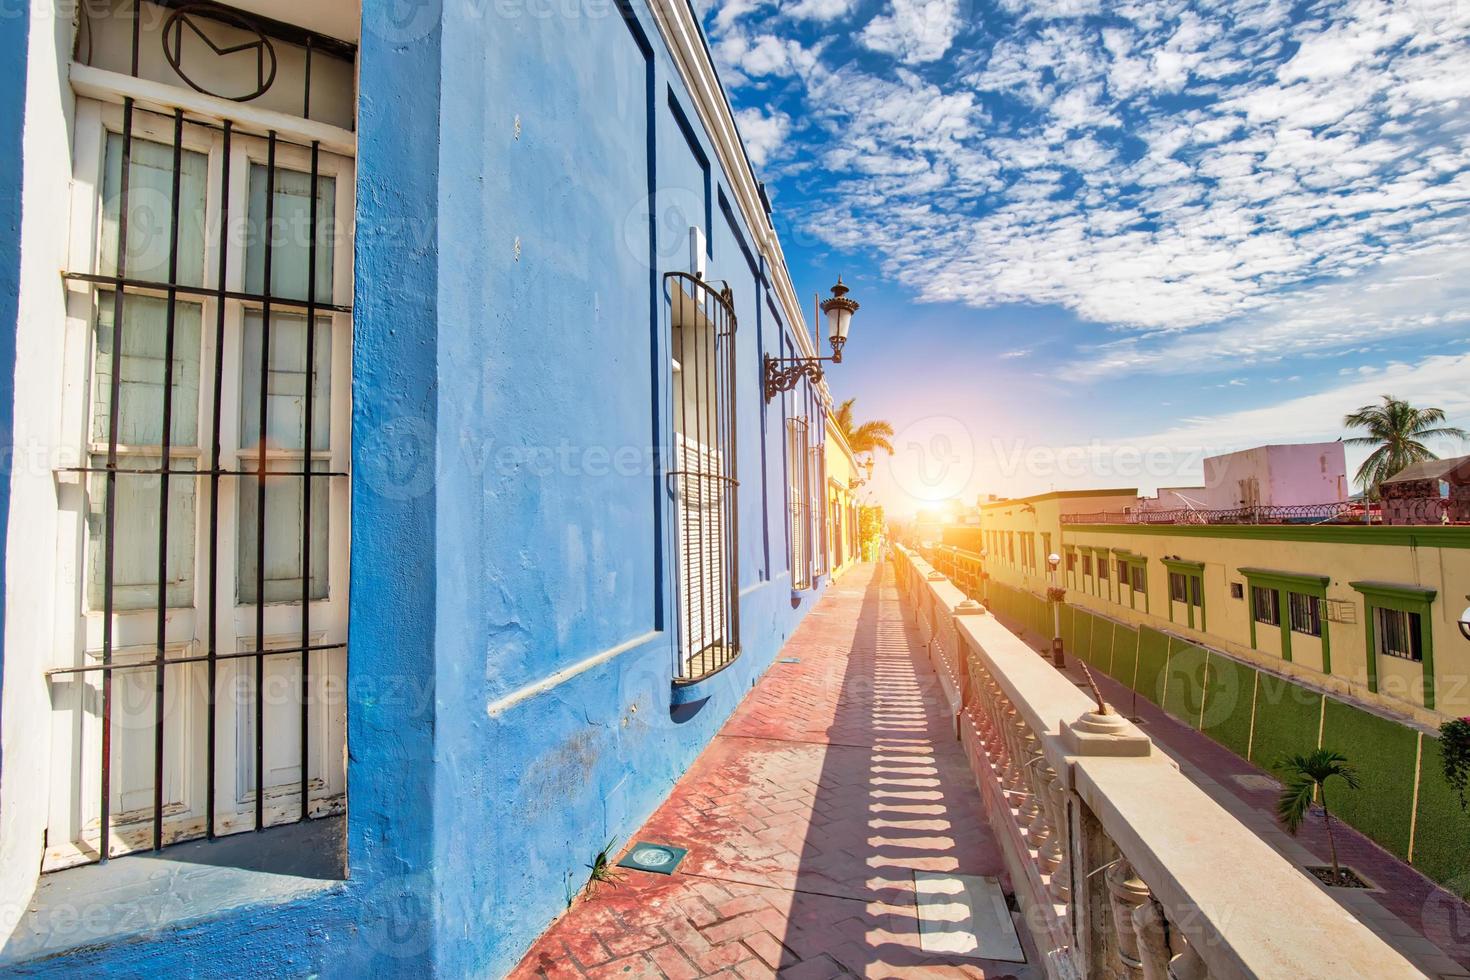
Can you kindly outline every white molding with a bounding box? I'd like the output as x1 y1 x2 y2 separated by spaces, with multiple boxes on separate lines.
485 630 663 718
69 63 357 156
643 0 823 368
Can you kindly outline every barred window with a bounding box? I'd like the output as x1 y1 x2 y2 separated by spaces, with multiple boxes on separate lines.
1169 571 1188 603
1288 592 1323 638
1252 586 1280 627
1376 607 1423 662
47 3 354 870
787 416 811 590
668 274 739 681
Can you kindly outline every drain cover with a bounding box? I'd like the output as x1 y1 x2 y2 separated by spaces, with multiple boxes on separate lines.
617 842 688 875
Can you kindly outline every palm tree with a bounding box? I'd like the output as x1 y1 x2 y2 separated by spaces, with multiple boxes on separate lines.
834 398 895 458
1343 395 1467 499
1275 749 1360 885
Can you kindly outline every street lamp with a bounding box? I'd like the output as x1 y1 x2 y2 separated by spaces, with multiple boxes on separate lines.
1460 602 1470 642
979 548 990 607
763 277 860 401
1047 552 1065 668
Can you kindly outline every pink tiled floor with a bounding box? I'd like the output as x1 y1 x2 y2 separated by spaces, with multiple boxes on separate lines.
510 563 1038 979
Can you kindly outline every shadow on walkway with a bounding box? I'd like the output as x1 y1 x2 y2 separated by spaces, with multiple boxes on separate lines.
511 562 1038 978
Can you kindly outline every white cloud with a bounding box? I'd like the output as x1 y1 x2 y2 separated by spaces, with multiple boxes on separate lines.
706 0 1470 372
783 0 856 20
861 0 962 63
734 106 792 168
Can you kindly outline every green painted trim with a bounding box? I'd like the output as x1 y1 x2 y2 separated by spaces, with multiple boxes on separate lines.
980 487 1139 510
1065 523 1470 549
1352 582 1437 710
1161 557 1205 572
1349 581 1439 606
1238 567 1331 593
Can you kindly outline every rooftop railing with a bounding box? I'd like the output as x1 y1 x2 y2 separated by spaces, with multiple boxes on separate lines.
893 544 1423 979
1061 498 1450 526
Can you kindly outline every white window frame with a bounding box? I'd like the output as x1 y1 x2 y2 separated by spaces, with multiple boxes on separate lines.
44 88 354 871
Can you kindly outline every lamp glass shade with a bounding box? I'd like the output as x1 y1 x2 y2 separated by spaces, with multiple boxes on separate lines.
827 305 852 344
1460 605 1470 641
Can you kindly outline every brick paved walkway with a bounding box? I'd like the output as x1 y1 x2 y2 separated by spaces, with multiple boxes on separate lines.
511 563 1039 979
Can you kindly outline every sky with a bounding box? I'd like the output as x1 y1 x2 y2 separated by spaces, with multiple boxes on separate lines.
697 0 1470 516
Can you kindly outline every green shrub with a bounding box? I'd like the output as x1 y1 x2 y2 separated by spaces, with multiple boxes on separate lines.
1413 735 1470 895
1134 627 1171 704
1199 656 1255 757
1320 699 1417 859
1249 673 1320 767
1162 640 1209 728
1107 624 1139 687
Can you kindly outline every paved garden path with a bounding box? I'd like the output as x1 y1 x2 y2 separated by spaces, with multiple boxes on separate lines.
511 562 1039 979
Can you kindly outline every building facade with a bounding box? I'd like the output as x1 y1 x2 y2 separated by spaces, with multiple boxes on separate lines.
979 489 1470 723
0 1 861 974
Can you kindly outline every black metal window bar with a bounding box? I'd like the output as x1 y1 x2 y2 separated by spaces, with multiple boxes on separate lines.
49 0 355 863
786 414 811 591
667 272 741 683
809 434 827 579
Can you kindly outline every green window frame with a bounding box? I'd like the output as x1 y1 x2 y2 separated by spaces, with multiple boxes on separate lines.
1351 581 1437 709
1239 567 1330 671
1162 558 1206 631
1113 550 1148 611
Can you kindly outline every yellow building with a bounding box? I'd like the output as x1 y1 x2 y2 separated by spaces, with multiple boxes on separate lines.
824 418 864 579
976 488 1470 725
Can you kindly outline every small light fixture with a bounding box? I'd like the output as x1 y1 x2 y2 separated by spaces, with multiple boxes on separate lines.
764 277 860 401
1459 600 1470 642
863 456 875 482
1048 552 1061 570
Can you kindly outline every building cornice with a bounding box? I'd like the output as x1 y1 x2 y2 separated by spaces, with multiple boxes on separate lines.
642 0 821 370
1065 523 1470 549
980 487 1139 511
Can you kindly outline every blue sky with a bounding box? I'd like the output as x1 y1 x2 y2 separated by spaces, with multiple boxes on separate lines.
699 0 1470 514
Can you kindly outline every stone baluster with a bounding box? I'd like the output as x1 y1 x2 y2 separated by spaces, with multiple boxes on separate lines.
1106 860 1150 980
1035 763 1063 876
1168 934 1210 980
1021 735 1047 840
1130 895 1173 980
1044 771 1071 903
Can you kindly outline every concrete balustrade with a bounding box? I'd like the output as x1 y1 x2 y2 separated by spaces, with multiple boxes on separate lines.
894 545 1423 980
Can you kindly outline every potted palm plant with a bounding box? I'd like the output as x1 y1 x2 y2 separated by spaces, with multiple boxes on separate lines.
1276 749 1360 887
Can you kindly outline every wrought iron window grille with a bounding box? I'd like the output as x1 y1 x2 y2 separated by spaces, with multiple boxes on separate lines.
666 273 740 683
48 0 355 866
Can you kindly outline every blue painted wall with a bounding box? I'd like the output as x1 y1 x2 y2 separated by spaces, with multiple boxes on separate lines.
0 0 24 792
1 2 831 976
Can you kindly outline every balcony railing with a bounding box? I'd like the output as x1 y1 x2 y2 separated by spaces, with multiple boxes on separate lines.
893 544 1419 979
1061 498 1451 526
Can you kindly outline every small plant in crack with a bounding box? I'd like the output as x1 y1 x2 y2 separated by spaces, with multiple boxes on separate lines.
583 837 624 899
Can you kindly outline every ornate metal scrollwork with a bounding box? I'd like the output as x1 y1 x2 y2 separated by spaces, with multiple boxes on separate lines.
162 4 279 103
763 356 826 401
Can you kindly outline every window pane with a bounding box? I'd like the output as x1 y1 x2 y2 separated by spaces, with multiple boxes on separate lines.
101 134 209 287
1288 592 1322 637
1131 566 1144 592
1252 586 1278 625
87 455 197 610
92 293 202 448
245 165 336 303
239 312 332 452
237 458 330 604
1189 576 1203 607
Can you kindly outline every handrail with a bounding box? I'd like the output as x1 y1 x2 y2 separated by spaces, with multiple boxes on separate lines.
892 545 1423 980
